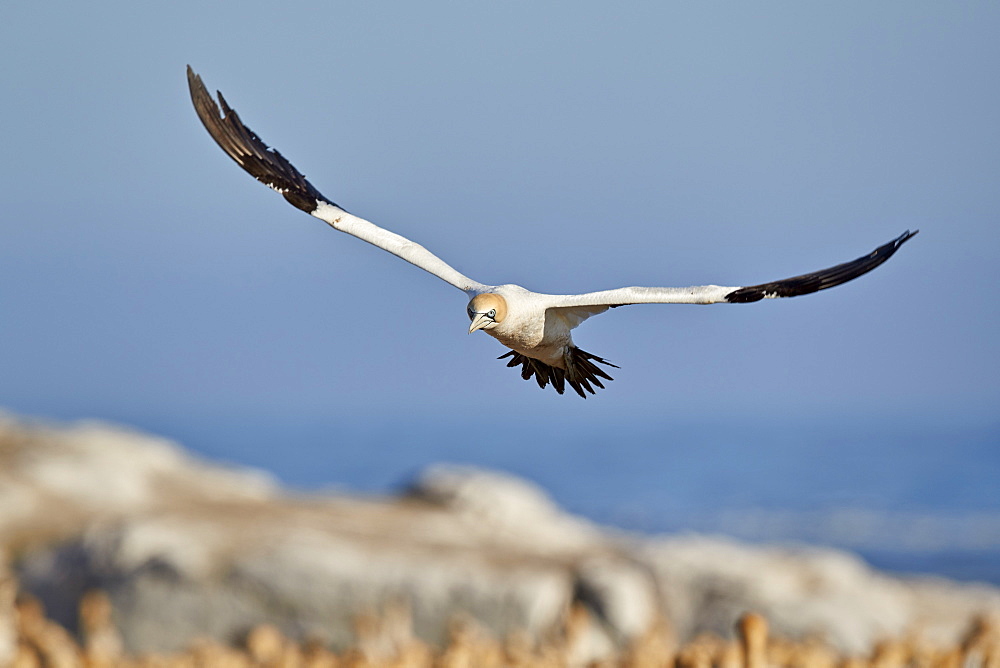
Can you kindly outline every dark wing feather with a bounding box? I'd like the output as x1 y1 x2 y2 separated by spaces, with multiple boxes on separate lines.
724 230 918 303
187 66 332 214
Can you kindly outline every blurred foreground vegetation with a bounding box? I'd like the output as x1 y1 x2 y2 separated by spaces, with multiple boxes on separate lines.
4 584 999 668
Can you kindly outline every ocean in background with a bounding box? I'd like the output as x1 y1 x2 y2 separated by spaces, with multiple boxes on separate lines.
118 412 1000 585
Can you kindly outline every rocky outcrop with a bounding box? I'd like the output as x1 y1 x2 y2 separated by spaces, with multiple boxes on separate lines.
2 413 998 657
0 413 276 550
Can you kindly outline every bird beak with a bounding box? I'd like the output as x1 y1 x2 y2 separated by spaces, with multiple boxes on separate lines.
468 313 492 334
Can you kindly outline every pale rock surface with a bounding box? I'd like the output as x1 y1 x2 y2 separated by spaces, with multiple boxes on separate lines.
405 464 601 552
1 413 998 657
639 535 1000 653
0 412 276 549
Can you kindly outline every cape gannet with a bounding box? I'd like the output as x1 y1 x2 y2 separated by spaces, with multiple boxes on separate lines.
187 67 917 398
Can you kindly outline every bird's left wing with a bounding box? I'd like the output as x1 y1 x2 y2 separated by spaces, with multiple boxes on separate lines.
187 67 486 295
546 230 917 327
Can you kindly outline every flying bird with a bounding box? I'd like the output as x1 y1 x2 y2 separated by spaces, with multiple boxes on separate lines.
187 66 917 398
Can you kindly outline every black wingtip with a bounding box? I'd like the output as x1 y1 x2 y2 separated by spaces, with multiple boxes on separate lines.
187 67 336 214
724 229 918 304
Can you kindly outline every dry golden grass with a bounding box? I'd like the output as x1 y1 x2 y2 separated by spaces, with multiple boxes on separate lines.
4 585 1000 668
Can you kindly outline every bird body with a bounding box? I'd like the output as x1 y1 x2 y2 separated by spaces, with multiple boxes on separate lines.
187 66 917 397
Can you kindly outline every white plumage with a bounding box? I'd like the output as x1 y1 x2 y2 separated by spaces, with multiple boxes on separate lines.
187 67 917 397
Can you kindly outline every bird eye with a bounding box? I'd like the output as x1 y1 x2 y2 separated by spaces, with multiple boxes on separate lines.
487 309 496 318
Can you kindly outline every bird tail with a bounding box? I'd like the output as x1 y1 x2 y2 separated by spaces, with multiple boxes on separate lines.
498 348 618 398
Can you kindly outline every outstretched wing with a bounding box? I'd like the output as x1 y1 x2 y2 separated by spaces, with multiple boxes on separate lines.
546 230 917 326
187 66 486 295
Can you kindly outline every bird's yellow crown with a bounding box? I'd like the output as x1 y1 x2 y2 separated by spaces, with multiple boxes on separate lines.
467 293 508 324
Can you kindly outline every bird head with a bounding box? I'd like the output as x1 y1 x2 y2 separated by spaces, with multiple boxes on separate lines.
467 293 507 333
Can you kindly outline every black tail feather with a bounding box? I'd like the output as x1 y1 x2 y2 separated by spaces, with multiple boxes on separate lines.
497 348 618 398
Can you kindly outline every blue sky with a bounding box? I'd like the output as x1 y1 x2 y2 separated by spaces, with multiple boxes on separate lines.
1 4 997 510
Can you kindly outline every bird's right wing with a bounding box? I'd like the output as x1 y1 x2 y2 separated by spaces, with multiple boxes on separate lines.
546 230 917 327
187 67 486 296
